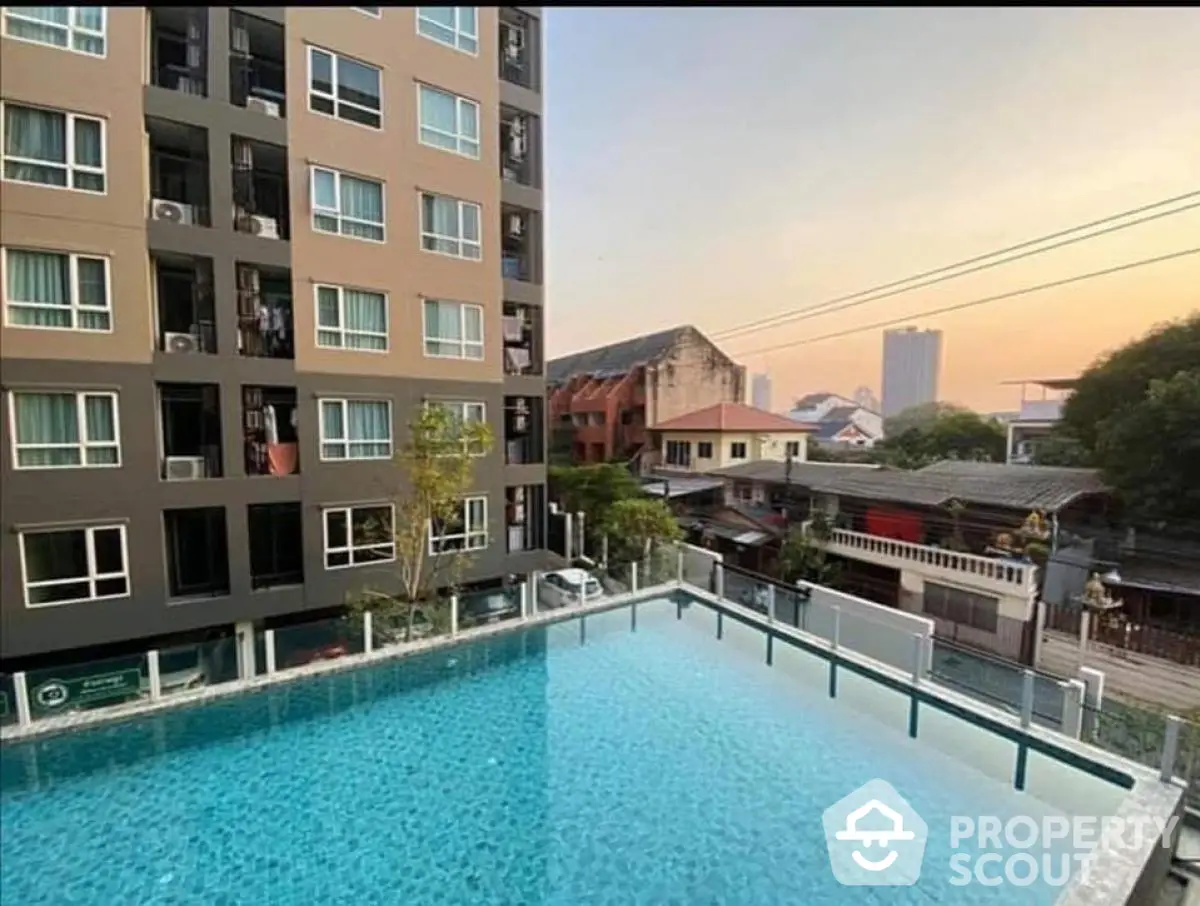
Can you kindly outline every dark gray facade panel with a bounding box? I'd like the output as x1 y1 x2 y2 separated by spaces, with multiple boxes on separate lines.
503 279 543 307
500 181 543 212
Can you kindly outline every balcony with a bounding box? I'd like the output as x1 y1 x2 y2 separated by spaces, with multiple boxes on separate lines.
806 522 1039 599
506 484 546 553
159 382 222 480
500 107 537 187
149 8 208 97
230 11 287 118
232 136 289 240
499 9 535 90
236 263 293 359
164 507 230 600
505 396 544 465
248 502 303 589
154 253 215 355
502 303 541 376
243 385 299 476
502 207 537 282
147 117 211 228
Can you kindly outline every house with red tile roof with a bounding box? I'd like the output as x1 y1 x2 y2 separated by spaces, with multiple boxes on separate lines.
650 402 817 473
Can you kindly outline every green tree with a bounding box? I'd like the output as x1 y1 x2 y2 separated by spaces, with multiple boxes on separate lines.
778 516 840 585
877 406 1006 469
1030 431 1093 468
548 462 642 536
346 405 493 642
1095 370 1200 528
883 401 967 438
603 497 682 561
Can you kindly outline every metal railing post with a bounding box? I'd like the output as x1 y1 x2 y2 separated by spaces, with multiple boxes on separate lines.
13 671 31 727
631 561 639 593
1061 679 1085 739
147 650 162 701
767 585 776 624
363 611 374 654
715 564 725 599
265 630 277 675
676 546 685 583
519 581 529 619
1020 670 1035 729
1161 716 1183 783
450 594 460 637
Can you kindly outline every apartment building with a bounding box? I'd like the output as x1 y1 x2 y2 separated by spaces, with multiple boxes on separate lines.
0 6 547 663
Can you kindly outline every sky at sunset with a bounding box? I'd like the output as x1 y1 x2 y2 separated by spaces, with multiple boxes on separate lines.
542 7 1200 413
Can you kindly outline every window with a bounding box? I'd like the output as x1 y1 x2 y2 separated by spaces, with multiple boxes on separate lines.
315 284 388 351
3 6 106 56
429 495 487 553
2 103 105 192
420 193 481 260
418 85 480 159
10 390 120 468
319 398 392 460
416 6 477 54
697 441 713 459
924 582 1000 634
308 46 382 129
665 440 691 467
4 248 110 330
311 166 385 242
735 483 753 503
423 299 483 360
323 504 395 569
20 524 128 607
248 502 303 589
785 440 802 458
730 441 747 460
353 7 381 17
428 399 486 455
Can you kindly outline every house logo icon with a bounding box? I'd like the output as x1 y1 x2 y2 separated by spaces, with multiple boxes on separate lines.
822 779 929 886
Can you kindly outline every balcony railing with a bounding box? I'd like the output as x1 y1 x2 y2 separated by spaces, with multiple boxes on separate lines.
807 523 1038 596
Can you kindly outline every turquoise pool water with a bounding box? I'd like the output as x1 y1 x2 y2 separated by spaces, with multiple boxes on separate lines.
2 597 1079 905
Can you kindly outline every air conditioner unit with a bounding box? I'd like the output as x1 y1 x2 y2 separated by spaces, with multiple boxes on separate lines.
163 331 200 353
507 120 527 160
151 199 195 225
507 213 524 237
247 96 281 118
164 456 206 481
249 215 280 239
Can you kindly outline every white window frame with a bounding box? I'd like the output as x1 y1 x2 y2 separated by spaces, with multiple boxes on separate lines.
313 283 389 352
416 6 478 56
427 399 487 456
306 45 383 130
353 7 381 17
422 299 484 361
322 504 396 571
429 495 488 554
310 165 386 243
19 524 130 608
317 397 393 461
417 84 481 160
419 193 481 260
2 6 107 57
9 389 122 469
0 101 107 194
2 247 112 332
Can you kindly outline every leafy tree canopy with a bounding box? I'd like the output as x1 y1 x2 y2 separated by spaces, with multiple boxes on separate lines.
876 406 1006 469
548 462 642 532
603 497 682 560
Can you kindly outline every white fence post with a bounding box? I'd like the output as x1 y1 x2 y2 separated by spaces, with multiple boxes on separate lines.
830 606 841 651
1061 679 1085 739
13 671 31 727
1020 670 1035 729
519 581 529 619
910 634 924 684
265 630 277 675
714 564 724 599
363 611 374 654
451 594 460 637
767 585 776 624
601 534 609 567
147 650 162 701
631 561 640 593
676 546 685 583
1161 716 1183 783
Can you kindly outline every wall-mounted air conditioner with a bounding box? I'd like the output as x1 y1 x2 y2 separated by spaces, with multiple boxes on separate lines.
246 96 281 117
164 456 206 481
151 199 195 225
507 213 524 237
163 331 200 354
248 215 279 239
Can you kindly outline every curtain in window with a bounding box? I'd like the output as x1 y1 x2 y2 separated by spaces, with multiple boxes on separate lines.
343 290 385 349
463 304 482 342
84 396 117 464
72 118 104 190
75 257 109 329
5 250 70 327
347 401 389 457
313 170 338 211
340 177 383 239
5 7 69 47
420 87 458 145
316 286 342 346
423 195 457 237
4 106 67 185
14 393 79 466
429 301 461 341
320 401 345 458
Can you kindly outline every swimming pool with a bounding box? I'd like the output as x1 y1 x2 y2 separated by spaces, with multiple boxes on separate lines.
1 596 1110 904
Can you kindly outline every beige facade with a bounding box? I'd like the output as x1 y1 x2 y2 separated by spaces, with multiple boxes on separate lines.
644 332 746 427
660 430 809 473
285 8 504 381
0 9 153 363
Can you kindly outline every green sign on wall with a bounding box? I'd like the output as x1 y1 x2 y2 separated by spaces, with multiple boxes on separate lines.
31 669 142 716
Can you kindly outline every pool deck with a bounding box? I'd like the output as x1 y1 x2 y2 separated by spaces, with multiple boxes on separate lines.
1 578 1186 906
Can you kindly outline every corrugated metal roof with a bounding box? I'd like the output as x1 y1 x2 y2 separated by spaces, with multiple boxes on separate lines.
641 475 726 498
707 459 1108 513
547 326 691 384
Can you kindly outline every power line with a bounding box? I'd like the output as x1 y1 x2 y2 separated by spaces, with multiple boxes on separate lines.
713 190 1200 341
734 246 1200 359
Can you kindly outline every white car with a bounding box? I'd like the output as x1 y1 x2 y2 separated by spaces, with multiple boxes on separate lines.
539 568 603 609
